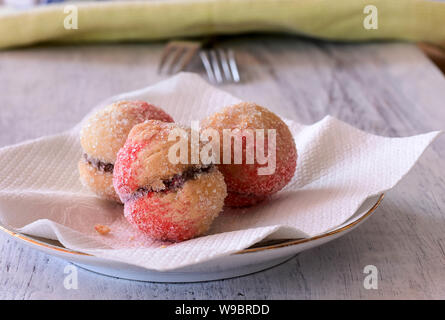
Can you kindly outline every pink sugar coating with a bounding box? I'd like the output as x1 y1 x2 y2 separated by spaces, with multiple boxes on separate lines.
113 139 148 202
225 191 266 207
131 101 174 124
220 136 297 207
124 193 200 242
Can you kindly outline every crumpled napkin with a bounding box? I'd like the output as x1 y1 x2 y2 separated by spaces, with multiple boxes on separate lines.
0 73 440 271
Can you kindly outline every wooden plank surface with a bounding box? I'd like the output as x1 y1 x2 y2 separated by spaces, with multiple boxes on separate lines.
0 35 444 299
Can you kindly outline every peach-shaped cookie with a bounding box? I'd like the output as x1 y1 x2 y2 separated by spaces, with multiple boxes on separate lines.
113 120 227 242
78 100 173 202
201 102 297 207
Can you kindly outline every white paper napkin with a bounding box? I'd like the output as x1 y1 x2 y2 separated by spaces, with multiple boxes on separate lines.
0 73 440 271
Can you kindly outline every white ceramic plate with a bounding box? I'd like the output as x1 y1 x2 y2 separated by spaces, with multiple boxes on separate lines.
0 194 383 283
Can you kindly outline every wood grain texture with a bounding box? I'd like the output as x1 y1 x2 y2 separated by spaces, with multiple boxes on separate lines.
0 35 444 299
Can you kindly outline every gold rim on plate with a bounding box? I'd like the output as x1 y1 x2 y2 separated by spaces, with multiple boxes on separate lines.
0 194 384 257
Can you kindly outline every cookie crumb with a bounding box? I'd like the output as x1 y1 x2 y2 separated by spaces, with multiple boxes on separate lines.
160 245 166 249
95 224 111 235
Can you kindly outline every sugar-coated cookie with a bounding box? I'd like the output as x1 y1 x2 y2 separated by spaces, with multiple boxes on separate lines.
79 100 174 202
113 120 227 242
201 102 297 207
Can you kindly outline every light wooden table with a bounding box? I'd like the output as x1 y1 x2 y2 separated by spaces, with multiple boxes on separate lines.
0 36 444 299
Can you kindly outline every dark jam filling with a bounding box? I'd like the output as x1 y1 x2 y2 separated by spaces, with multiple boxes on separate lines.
132 164 214 199
83 153 114 173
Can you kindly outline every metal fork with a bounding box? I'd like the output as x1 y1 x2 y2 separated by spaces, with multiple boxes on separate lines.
157 40 201 74
199 48 240 84
158 39 240 84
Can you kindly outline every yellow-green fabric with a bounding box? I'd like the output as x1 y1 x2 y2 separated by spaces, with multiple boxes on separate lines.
0 0 444 49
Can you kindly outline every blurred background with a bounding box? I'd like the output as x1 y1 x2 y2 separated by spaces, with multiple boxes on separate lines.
0 0 444 73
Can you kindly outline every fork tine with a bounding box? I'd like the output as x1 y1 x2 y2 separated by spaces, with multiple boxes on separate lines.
158 42 175 74
199 51 216 83
177 45 200 72
228 49 240 82
159 41 201 74
210 50 223 83
218 49 232 82
167 46 186 74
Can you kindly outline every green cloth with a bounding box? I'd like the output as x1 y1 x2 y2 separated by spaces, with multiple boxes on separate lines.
0 0 444 49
